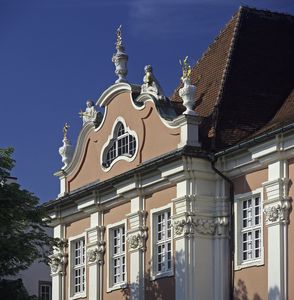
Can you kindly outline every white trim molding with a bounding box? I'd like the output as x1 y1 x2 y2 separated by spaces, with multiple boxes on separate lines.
150 203 174 280
100 116 138 172
106 219 128 292
234 188 264 270
262 160 291 300
68 233 87 300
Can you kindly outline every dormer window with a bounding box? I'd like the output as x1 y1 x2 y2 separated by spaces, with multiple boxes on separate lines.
102 120 137 169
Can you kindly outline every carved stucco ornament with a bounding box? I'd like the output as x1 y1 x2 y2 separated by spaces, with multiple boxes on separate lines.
49 243 68 276
194 217 216 235
173 213 195 237
173 214 229 237
127 226 148 251
264 198 291 224
87 240 106 265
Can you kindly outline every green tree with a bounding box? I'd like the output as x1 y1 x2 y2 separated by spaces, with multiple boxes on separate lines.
0 147 53 278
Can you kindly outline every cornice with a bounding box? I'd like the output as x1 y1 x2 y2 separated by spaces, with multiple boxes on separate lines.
96 82 132 107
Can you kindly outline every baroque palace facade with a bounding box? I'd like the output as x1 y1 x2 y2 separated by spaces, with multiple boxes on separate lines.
45 7 294 300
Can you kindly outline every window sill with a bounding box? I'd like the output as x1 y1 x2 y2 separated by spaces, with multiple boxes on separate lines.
70 292 86 300
150 270 174 281
107 282 127 292
235 258 264 270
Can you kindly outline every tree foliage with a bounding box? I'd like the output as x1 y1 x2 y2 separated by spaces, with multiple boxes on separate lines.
0 147 54 277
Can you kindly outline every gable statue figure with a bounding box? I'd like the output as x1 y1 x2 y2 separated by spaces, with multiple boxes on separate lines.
79 100 97 125
141 65 166 100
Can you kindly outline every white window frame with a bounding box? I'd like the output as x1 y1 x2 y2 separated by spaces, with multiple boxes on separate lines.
234 188 264 270
38 281 52 300
101 117 138 172
68 233 87 300
150 204 173 280
107 220 127 292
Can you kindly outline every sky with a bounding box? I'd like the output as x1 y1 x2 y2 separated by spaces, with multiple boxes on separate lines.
1 0 294 202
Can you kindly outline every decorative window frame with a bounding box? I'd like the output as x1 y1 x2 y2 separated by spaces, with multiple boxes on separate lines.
101 117 138 172
234 188 264 270
106 219 128 292
38 281 52 300
150 203 174 280
68 233 87 300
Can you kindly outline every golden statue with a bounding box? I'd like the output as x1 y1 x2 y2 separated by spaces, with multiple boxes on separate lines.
179 56 191 81
116 25 122 49
63 123 70 139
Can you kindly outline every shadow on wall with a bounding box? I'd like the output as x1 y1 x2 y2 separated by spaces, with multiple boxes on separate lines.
268 287 280 300
120 251 185 300
234 279 281 300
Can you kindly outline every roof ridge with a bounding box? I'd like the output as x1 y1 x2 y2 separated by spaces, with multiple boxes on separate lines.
170 7 241 99
214 6 243 108
193 8 241 72
208 6 244 143
240 5 294 20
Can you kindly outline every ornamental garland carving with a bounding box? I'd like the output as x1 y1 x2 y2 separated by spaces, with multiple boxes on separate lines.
173 215 229 237
194 218 216 235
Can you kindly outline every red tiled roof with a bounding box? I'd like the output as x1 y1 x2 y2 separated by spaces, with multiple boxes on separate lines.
171 6 294 151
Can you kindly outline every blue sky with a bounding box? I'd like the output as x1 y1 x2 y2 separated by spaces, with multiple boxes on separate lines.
1 0 294 202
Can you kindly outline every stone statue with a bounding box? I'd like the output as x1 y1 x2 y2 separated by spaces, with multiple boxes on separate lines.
140 65 166 100
116 24 123 50
79 100 97 125
63 123 69 139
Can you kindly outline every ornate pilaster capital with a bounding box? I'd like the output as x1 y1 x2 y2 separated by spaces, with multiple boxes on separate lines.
49 239 68 276
264 197 291 225
127 226 148 252
172 212 195 237
87 240 106 265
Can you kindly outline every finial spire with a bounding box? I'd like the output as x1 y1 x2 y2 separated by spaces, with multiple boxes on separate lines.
59 123 73 169
179 56 197 116
115 25 123 50
112 25 128 83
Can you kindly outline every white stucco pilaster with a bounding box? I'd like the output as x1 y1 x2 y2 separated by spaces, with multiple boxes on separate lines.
51 225 66 300
127 196 147 300
86 212 105 300
173 158 230 300
263 160 290 300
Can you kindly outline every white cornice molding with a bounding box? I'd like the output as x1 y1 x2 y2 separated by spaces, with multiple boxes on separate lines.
223 132 294 177
96 82 132 107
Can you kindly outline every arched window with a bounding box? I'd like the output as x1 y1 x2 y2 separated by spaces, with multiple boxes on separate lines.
102 122 136 168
